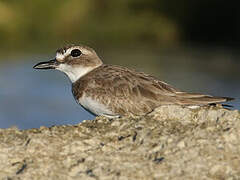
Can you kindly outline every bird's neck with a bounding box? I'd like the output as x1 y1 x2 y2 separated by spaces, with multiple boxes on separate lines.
57 63 102 83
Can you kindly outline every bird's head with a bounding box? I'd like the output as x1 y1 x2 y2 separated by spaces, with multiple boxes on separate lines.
33 44 103 82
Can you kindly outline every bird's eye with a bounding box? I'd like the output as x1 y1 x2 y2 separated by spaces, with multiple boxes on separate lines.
71 49 82 57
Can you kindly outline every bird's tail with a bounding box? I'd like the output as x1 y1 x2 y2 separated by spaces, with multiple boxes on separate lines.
175 92 234 106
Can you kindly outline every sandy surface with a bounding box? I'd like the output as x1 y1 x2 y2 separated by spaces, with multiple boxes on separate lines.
0 105 240 180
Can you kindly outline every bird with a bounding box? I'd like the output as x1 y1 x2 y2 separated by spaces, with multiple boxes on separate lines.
33 44 234 118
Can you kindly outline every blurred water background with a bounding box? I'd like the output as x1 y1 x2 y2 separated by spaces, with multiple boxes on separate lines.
0 0 239 129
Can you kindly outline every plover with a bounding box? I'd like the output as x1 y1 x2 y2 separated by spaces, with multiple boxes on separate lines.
34 44 233 118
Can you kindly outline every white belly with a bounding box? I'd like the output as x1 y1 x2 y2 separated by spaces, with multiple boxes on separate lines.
78 95 118 118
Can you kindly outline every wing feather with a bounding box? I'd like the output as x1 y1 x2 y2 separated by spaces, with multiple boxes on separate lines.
79 65 233 116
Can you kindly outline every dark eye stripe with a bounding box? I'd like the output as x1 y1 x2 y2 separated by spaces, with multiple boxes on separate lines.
71 49 82 57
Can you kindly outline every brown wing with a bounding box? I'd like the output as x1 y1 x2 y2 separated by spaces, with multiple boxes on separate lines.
79 65 233 116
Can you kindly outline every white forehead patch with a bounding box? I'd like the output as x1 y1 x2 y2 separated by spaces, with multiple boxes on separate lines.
56 52 65 61
55 46 93 61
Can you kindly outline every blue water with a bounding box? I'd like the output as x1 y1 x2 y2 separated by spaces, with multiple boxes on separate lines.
0 52 239 129
0 60 94 129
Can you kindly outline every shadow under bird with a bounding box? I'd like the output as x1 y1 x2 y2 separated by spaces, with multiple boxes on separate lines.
33 44 234 118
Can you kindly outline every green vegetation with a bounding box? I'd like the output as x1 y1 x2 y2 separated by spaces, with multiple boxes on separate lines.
0 0 237 56
0 0 180 54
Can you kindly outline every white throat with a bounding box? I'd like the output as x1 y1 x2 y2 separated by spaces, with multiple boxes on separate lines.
56 64 96 83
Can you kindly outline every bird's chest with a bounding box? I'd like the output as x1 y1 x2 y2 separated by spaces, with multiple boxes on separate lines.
77 95 116 117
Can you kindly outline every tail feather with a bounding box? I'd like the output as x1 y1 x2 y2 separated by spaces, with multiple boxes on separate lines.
175 92 234 105
222 97 235 101
222 104 234 108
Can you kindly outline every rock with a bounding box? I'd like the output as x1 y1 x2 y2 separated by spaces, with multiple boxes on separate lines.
0 105 240 179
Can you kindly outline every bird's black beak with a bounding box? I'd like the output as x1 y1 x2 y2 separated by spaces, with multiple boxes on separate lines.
33 59 59 70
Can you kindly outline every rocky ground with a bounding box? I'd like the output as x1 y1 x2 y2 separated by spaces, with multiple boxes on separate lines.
0 105 240 180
